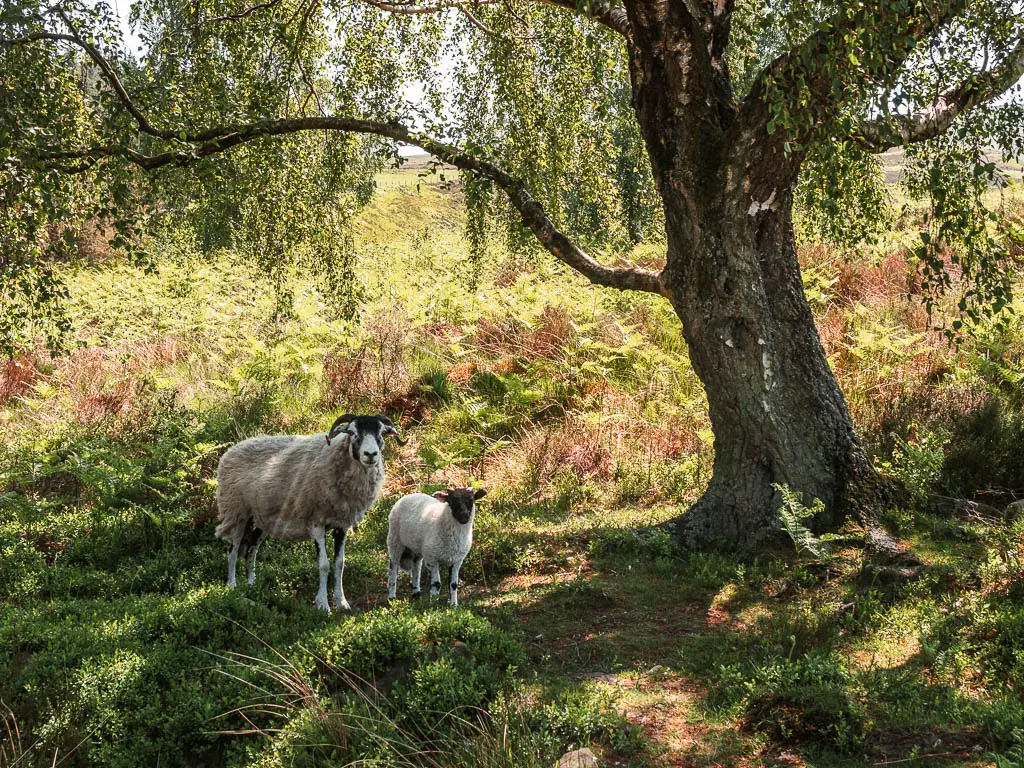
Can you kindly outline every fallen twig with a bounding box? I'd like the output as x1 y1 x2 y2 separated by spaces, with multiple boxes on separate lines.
872 751 966 766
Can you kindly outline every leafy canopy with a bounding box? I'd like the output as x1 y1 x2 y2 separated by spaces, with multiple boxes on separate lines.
1 0 1022 352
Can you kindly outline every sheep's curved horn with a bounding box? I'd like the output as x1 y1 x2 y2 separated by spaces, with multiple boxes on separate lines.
378 415 407 446
326 413 357 445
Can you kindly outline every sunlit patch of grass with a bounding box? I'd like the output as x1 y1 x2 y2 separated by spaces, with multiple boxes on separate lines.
847 628 923 672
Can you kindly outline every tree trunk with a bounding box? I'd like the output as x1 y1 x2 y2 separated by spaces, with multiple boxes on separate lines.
663 187 882 550
623 1 884 551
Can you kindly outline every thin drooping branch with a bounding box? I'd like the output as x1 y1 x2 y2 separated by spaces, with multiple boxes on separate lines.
357 0 494 14
455 4 542 42
358 0 630 37
39 7 176 139
0 31 78 46
193 0 286 26
858 36 1024 152
282 0 323 115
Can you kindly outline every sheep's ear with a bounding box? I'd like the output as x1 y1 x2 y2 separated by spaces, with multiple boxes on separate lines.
326 413 356 445
432 491 449 502
380 417 407 446
473 488 488 500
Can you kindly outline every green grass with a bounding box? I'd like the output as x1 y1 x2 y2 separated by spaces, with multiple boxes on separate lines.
1 181 1024 766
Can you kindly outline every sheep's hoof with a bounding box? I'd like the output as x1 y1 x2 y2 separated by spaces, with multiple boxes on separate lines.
336 598 352 611
410 590 421 600
314 598 331 612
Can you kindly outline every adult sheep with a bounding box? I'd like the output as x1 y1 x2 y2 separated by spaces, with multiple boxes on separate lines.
215 413 404 611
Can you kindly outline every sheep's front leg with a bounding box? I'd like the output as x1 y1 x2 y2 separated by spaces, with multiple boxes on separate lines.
449 557 465 606
226 531 244 588
410 557 424 599
311 525 331 612
332 528 350 611
428 563 442 599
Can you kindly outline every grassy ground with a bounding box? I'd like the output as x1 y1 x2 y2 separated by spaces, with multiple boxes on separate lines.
1 179 1023 767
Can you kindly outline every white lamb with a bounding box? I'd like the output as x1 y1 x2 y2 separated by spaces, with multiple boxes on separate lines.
387 487 487 606
214 413 404 611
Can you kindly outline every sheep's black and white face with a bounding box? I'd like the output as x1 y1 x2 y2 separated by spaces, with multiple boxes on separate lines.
326 413 405 467
344 416 388 467
434 487 487 524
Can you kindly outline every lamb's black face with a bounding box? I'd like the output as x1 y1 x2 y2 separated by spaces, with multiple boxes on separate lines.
326 413 405 466
434 487 487 524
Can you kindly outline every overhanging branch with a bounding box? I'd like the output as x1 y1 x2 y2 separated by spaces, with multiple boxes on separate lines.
37 117 665 295
197 0 286 25
2 8 179 140
4 0 657 294
857 36 1024 152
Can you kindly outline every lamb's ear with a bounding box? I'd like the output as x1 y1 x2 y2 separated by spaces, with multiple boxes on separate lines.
326 413 357 445
432 491 449 502
473 488 488 500
378 415 407 446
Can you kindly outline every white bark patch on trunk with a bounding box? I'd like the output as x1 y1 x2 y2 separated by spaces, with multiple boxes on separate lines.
758 337 774 392
747 188 778 216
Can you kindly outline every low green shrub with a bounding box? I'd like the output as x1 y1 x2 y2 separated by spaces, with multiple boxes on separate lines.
527 685 644 756
940 399 1024 504
612 456 698 505
736 653 869 753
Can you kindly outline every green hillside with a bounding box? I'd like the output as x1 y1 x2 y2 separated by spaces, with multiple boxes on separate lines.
2 179 1024 768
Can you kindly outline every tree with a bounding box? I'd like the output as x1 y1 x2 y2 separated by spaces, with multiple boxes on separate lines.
2 0 1022 550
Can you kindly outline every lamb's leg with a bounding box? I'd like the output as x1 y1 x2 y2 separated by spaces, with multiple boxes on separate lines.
311 525 331 612
387 557 399 600
410 557 424 599
245 528 267 586
332 528 351 611
428 563 442 599
449 557 464 606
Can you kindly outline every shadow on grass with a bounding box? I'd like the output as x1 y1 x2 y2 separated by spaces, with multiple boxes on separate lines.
471 517 1024 766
